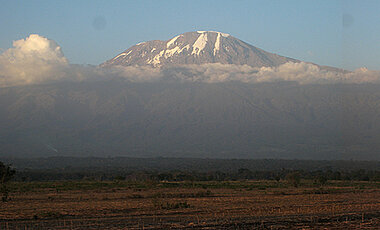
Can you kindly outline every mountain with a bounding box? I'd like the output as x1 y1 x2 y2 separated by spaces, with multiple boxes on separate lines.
0 32 375 160
101 31 299 68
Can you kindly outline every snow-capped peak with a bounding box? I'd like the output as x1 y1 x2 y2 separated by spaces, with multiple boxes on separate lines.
101 31 297 68
167 35 182 48
197 31 230 37
191 32 208 56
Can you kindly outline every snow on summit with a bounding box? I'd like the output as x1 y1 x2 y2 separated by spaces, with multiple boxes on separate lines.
191 32 208 56
167 35 182 48
197 31 230 37
214 32 221 55
101 31 297 68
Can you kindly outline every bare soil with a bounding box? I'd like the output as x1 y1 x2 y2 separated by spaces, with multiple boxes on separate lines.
1 181 380 229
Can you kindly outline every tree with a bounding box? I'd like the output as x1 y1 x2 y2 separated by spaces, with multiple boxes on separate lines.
285 171 301 188
314 174 328 187
0 161 16 202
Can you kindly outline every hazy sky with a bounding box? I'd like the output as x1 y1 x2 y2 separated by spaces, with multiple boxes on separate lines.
1 0 380 70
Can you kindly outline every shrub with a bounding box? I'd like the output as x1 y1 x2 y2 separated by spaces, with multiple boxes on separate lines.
0 161 16 202
314 175 328 186
285 172 301 188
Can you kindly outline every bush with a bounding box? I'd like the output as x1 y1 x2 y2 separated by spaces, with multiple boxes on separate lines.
285 172 301 188
314 175 328 186
0 161 16 202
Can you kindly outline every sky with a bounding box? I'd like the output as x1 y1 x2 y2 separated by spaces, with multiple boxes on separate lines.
1 0 380 70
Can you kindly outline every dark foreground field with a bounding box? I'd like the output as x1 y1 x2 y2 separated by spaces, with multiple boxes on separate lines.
1 180 380 229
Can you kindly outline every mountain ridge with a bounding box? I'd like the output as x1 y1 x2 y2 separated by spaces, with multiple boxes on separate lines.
101 31 299 68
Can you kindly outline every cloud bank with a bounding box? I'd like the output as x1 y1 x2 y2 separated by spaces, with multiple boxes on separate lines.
1 34 380 87
113 62 380 85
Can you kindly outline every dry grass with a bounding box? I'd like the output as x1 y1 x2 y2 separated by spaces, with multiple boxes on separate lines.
1 180 380 229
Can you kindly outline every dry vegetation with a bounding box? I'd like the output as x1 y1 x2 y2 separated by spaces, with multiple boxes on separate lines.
1 180 380 229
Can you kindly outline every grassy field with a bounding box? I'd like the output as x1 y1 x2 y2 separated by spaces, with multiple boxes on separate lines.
1 180 380 229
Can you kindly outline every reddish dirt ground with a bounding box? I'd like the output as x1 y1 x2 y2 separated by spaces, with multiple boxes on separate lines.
1 181 380 229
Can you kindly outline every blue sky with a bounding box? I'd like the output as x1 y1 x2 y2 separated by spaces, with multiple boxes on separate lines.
1 0 380 70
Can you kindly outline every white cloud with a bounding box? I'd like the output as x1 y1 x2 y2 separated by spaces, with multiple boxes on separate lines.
1 34 380 87
114 62 380 85
107 65 163 82
0 34 69 87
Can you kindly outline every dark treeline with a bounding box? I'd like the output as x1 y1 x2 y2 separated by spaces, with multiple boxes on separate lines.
13 168 380 183
2 157 380 172
3 157 380 183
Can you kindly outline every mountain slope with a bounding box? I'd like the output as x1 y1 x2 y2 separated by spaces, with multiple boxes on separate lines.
1 81 380 160
101 31 298 68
